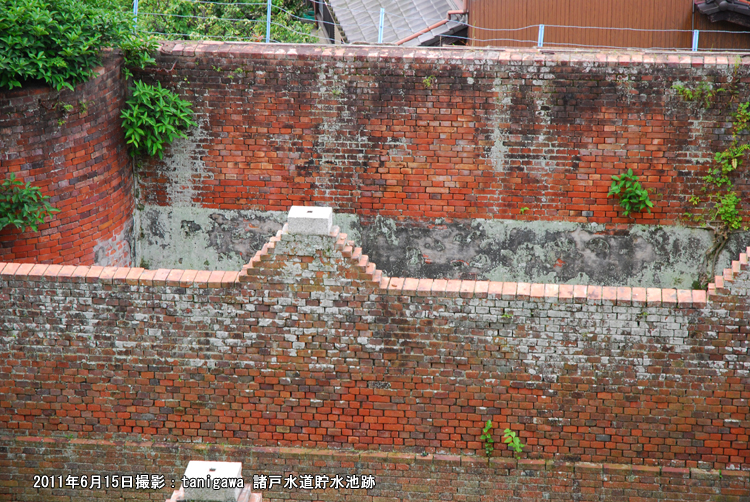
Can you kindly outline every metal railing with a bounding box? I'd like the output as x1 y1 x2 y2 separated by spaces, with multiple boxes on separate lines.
131 0 750 51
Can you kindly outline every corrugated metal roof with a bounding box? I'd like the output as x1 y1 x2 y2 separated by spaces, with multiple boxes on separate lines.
329 0 465 46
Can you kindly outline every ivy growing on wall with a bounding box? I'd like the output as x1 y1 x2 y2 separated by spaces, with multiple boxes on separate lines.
0 0 128 91
674 70 749 289
0 0 197 234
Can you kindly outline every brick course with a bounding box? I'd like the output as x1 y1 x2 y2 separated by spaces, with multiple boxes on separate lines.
0 53 133 266
137 43 750 226
0 437 746 502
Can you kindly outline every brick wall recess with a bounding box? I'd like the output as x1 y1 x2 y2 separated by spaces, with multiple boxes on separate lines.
0 52 133 266
136 43 750 226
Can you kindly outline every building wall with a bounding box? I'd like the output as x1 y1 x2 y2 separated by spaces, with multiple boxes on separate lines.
0 53 134 266
1 220 748 501
468 0 750 50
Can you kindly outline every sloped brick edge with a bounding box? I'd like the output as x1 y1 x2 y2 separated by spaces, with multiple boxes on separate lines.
4 236 746 305
708 248 750 297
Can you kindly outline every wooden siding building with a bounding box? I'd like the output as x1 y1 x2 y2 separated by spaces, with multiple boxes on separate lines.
468 0 750 50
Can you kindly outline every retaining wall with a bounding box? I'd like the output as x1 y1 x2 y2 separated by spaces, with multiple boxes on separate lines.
0 53 133 266
139 43 750 225
1 217 748 501
133 43 750 284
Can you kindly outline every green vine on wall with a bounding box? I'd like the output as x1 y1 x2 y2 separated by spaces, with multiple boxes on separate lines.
502 428 525 459
674 71 748 289
480 420 494 460
1 0 196 161
0 173 60 232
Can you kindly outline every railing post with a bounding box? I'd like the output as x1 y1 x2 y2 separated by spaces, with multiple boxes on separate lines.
692 30 700 51
378 8 385 43
265 0 272 43
133 0 138 29
537 24 545 48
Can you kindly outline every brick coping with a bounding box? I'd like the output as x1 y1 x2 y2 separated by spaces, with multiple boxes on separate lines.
2 436 746 479
157 40 750 67
1 224 747 307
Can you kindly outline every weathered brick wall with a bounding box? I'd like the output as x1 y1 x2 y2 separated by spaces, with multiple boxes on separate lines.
137 43 750 225
1 223 748 501
0 53 133 266
2 437 747 502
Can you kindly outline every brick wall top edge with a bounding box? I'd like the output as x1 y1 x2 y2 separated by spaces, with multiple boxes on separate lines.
157 40 750 67
0 260 713 305
2 230 746 306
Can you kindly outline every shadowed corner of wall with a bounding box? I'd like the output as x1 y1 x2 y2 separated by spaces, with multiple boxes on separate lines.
164 460 262 502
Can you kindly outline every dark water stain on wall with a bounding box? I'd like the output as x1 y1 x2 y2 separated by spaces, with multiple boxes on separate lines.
355 216 748 288
136 205 748 288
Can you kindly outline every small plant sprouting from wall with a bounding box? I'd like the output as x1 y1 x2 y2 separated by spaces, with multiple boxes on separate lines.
121 80 196 159
423 75 436 88
118 31 196 160
0 173 60 232
607 169 654 218
503 428 525 459
672 81 725 109
52 100 75 126
480 420 494 460
120 33 158 80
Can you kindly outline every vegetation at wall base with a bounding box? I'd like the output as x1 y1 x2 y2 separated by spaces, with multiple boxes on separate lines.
121 80 197 159
0 174 60 232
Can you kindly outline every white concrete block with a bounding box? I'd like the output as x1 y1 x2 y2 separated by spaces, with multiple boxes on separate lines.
287 206 332 235
182 461 243 501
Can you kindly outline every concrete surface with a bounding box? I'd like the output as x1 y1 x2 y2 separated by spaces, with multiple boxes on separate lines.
135 204 749 288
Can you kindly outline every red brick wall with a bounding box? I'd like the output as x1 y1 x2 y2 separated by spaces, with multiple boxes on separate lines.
2 437 747 502
0 53 133 266
1 226 748 478
138 43 749 225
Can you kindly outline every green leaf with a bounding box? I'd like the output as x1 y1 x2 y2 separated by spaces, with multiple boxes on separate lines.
0 173 59 232
122 79 195 158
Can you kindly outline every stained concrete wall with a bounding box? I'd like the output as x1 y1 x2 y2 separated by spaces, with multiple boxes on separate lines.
136 204 748 288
